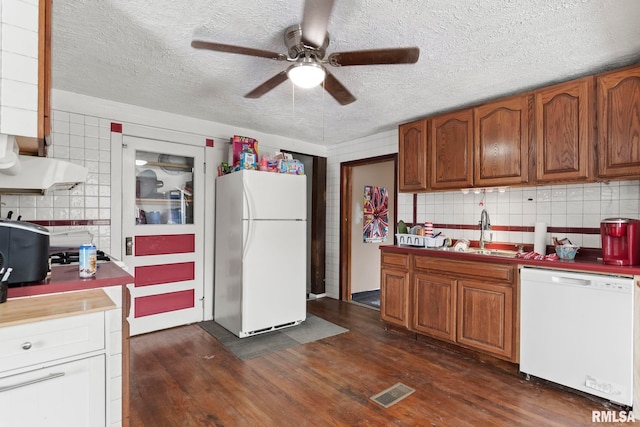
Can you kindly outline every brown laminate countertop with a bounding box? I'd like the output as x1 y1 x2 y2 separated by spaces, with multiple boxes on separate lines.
381 245 640 276
0 288 116 327
7 261 134 299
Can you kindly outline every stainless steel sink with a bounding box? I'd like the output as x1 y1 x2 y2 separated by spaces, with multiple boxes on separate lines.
464 248 518 258
428 246 519 258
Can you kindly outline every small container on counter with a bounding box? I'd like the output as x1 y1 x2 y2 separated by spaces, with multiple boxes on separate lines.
79 243 97 278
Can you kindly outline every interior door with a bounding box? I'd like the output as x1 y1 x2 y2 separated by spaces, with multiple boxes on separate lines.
122 135 205 336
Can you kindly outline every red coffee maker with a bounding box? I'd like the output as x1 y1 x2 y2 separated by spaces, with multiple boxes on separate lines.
600 218 640 266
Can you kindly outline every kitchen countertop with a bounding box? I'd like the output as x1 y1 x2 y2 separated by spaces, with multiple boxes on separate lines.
0 288 116 327
381 245 640 276
7 261 134 299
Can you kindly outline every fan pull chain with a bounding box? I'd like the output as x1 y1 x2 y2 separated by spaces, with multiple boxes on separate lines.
322 79 325 143
291 81 295 113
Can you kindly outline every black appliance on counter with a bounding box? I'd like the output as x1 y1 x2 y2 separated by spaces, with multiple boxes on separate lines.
0 219 49 284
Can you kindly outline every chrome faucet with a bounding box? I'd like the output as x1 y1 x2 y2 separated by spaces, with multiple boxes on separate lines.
478 208 492 249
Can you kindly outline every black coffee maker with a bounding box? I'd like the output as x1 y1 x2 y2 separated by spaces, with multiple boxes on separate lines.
0 219 49 284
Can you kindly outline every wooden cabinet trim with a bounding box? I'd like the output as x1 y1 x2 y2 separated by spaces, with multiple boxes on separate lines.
474 94 530 187
412 272 456 342
428 110 474 189
456 280 514 359
399 63 640 191
413 256 515 284
380 267 411 329
399 119 428 192
596 66 640 179
535 77 594 183
381 252 410 269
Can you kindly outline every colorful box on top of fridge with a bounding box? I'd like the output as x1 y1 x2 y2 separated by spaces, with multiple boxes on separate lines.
278 159 304 175
239 152 256 170
229 135 258 165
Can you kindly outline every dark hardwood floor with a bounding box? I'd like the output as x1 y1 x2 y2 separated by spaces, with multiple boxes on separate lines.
130 298 625 426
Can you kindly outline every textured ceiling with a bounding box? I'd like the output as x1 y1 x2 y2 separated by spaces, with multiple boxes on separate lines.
51 0 640 146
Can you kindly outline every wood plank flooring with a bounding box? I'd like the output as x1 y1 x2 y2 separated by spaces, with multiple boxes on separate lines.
130 298 626 426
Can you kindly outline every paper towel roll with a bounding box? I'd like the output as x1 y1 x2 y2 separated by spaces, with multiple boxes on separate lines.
534 222 547 255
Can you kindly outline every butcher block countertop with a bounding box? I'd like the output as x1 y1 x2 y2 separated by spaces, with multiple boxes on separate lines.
381 245 640 276
0 288 116 328
7 261 134 298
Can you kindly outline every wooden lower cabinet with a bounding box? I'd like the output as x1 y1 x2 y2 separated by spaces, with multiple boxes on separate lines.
456 279 514 360
381 267 410 328
381 250 518 362
412 272 456 342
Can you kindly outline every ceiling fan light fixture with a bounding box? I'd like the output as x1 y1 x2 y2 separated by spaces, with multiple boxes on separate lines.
287 62 326 88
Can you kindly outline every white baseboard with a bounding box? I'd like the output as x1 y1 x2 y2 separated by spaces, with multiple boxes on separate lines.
307 293 327 300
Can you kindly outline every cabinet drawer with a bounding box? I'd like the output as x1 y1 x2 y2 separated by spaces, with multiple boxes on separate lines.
381 252 409 269
0 312 105 374
414 256 515 284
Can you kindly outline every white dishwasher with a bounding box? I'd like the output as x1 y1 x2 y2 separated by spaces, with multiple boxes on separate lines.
520 267 634 406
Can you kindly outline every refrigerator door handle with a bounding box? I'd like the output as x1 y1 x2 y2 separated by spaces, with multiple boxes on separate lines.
243 186 252 258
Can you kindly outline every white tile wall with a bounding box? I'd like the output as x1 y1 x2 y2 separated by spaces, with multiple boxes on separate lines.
0 0 39 137
326 130 640 299
0 109 113 253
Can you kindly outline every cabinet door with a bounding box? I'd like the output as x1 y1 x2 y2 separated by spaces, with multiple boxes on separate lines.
474 95 530 187
413 272 456 342
535 77 594 182
597 65 640 179
456 280 514 361
380 267 410 328
0 355 106 427
429 110 474 189
398 119 428 192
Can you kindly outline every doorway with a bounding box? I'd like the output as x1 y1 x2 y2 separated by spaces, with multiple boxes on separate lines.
121 135 205 336
340 154 397 305
289 152 327 297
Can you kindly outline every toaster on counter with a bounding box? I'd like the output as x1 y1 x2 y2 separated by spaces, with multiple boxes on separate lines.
0 219 50 285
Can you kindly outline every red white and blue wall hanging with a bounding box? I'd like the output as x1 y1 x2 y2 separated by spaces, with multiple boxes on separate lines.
363 185 389 243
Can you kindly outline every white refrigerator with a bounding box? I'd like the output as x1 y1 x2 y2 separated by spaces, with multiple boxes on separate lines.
214 169 307 338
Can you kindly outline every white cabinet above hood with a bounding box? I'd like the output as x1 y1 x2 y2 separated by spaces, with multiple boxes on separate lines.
0 134 88 194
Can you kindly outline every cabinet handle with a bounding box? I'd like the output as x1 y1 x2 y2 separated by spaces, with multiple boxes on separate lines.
21 342 32 350
0 372 65 393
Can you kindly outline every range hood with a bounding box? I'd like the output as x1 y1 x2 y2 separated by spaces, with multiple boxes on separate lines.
0 134 88 194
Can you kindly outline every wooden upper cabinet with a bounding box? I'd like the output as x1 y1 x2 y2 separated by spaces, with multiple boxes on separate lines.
535 77 594 183
474 95 530 187
429 110 474 189
596 65 640 179
399 119 428 192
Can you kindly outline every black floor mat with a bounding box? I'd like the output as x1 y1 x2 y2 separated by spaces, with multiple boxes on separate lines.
198 315 348 360
352 290 380 309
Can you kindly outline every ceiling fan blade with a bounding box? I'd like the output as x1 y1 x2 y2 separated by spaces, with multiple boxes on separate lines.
191 40 286 61
244 71 289 99
328 47 420 67
301 0 335 48
323 71 356 106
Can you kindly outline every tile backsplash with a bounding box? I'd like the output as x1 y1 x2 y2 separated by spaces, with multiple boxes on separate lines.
399 181 640 249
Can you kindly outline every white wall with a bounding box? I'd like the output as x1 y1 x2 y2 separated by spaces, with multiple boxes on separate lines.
0 90 327 256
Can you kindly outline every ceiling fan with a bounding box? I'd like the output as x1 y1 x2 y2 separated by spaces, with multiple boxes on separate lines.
191 0 419 106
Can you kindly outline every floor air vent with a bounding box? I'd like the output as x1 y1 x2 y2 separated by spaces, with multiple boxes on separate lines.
370 382 415 408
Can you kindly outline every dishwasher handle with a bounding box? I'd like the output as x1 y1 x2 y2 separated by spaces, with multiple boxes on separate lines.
551 276 591 286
